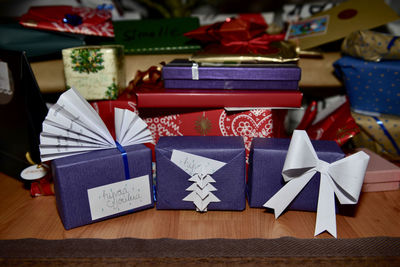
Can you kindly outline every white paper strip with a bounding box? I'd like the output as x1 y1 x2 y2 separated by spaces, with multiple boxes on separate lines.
39 87 153 161
191 62 199 80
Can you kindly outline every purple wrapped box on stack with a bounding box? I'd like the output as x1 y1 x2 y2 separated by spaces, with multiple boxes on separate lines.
155 136 246 211
247 137 345 211
52 144 154 230
162 59 301 90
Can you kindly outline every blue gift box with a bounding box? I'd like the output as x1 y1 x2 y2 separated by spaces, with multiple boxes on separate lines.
247 137 344 211
334 56 400 116
52 144 154 230
155 136 246 210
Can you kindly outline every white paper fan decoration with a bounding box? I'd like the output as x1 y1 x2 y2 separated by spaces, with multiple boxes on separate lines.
39 87 153 161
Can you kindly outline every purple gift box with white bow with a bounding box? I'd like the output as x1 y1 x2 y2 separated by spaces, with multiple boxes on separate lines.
162 59 301 90
155 136 246 211
248 136 344 211
248 130 369 237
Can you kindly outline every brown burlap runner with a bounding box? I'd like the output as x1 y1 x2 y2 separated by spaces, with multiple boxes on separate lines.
1 236 399 258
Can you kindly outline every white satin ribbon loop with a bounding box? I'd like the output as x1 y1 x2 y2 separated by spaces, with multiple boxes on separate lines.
264 130 370 238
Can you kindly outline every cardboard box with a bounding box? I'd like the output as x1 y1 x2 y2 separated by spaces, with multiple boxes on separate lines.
247 137 344 211
357 148 400 192
155 136 246 210
52 144 154 229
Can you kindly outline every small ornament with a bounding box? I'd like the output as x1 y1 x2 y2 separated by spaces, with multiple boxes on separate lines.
62 14 83 26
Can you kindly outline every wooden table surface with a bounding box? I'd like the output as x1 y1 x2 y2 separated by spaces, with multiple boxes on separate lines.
0 172 399 240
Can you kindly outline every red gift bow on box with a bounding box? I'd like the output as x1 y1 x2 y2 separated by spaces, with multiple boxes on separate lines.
220 32 286 54
184 17 267 43
125 63 165 98
184 16 285 54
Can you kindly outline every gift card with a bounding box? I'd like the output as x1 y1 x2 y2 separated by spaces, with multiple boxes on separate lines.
87 175 152 220
171 149 226 177
289 0 400 50
286 15 329 39
113 17 201 54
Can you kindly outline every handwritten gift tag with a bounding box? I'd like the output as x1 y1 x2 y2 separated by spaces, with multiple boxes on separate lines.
171 150 225 177
171 149 226 212
87 175 151 221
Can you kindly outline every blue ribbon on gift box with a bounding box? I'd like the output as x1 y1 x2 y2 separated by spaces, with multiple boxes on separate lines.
115 141 131 180
372 116 400 155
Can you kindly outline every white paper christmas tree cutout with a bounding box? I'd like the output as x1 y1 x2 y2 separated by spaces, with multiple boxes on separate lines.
39 87 153 161
170 150 226 212
183 174 220 212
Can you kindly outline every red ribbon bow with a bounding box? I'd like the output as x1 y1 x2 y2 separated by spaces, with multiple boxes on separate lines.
220 33 285 54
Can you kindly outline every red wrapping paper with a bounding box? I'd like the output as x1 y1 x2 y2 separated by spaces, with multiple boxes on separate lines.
135 86 303 108
184 17 267 43
91 63 287 159
19 6 114 37
184 16 286 55
90 93 287 159
299 98 360 146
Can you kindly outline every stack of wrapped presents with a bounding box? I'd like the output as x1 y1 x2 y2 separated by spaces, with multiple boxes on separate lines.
1 1 399 238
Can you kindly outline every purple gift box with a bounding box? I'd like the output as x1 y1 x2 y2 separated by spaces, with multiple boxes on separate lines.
247 137 345 211
52 144 154 230
155 136 246 211
162 59 301 90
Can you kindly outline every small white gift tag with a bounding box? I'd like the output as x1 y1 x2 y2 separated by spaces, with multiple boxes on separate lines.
87 175 152 221
20 164 49 180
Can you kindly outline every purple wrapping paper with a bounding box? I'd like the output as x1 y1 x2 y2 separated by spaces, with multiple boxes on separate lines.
162 60 301 81
52 144 153 230
162 59 301 90
155 136 246 210
247 137 345 211
163 79 299 90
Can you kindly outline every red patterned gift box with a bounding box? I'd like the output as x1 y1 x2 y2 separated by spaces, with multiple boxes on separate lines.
140 107 287 154
90 92 287 158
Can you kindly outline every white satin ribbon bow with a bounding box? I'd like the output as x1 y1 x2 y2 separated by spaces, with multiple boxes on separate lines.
263 130 369 238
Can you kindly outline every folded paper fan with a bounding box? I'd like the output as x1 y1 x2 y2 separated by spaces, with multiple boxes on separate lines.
39 87 153 161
